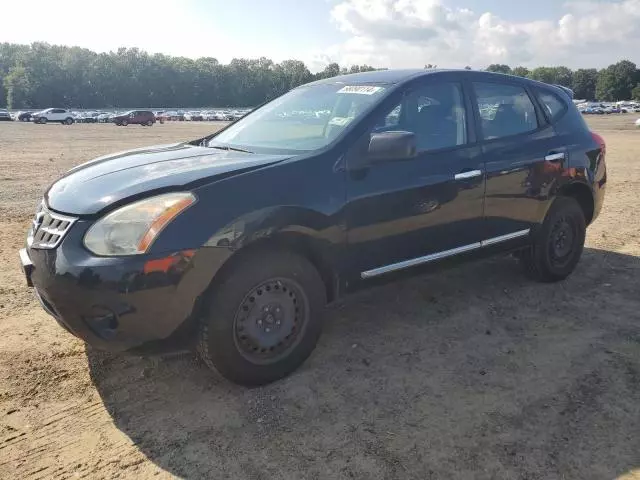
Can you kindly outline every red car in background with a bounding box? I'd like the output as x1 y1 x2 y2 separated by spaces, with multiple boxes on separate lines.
113 110 155 126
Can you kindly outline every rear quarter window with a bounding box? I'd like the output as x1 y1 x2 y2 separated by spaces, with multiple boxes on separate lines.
537 89 568 121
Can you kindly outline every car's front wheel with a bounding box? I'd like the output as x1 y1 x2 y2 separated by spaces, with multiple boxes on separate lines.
519 196 586 282
198 250 326 386
121 119 128 126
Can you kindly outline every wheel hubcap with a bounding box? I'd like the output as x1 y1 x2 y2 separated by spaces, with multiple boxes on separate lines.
549 216 576 265
233 278 307 364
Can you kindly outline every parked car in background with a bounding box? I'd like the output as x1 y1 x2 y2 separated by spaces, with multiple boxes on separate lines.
0 108 12 121
20 69 606 386
15 111 33 122
185 111 204 121
79 111 101 123
113 110 155 126
97 113 112 123
31 108 75 124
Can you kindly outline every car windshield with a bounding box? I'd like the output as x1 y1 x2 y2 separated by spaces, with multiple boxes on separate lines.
209 83 388 152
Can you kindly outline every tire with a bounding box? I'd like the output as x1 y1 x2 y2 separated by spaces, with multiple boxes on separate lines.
145 120 153 126
63 117 73 125
39 117 47 124
519 196 586 282
121 119 128 126
198 250 326 386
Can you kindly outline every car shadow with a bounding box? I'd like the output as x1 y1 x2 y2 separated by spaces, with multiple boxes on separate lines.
87 248 640 479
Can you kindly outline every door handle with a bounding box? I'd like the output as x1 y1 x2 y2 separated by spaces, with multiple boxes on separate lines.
544 152 565 162
455 169 483 180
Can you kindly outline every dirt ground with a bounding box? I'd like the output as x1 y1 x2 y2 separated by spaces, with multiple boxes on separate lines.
1 117 639 479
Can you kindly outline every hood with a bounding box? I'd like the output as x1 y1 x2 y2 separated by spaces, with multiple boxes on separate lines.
45 143 290 215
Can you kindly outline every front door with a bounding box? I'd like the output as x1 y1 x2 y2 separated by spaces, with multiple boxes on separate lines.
345 79 486 279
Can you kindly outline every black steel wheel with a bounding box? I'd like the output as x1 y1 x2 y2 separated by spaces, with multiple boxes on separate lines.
520 196 586 282
233 278 308 365
198 249 326 386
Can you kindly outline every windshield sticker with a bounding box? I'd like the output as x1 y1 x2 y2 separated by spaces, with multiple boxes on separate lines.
328 116 353 127
337 85 383 95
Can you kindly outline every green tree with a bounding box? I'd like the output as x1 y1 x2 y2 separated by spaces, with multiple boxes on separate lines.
486 64 512 74
528 67 557 84
4 65 31 108
572 69 598 100
632 83 640 101
596 60 638 101
552 66 573 88
596 67 616 101
317 63 340 79
511 66 529 77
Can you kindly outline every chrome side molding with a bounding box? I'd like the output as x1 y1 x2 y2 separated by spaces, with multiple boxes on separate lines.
361 229 530 279
544 152 565 162
454 169 483 180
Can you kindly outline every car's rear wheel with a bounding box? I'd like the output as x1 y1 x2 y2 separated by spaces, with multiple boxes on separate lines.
145 120 153 126
198 250 326 386
63 117 73 125
519 196 586 282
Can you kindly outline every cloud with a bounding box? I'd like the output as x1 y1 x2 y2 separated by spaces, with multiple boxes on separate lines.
0 0 229 60
323 0 640 69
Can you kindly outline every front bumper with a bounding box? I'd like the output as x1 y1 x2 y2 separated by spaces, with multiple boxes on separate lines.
20 222 231 352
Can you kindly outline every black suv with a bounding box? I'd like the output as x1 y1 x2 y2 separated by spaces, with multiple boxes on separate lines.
20 70 606 386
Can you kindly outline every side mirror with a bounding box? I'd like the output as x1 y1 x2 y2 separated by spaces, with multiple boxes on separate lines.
368 131 417 163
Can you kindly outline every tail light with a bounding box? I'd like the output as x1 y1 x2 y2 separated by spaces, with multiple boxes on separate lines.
591 131 606 158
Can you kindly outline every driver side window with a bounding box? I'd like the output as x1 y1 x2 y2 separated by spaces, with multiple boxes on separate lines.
374 82 467 152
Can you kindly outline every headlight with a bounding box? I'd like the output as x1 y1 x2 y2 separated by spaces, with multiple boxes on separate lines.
84 192 196 256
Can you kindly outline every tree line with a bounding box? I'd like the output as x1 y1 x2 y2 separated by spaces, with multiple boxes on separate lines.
484 62 640 102
0 43 376 109
1 42 639 109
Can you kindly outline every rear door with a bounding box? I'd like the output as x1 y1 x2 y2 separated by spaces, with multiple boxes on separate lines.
471 80 566 241
345 76 486 279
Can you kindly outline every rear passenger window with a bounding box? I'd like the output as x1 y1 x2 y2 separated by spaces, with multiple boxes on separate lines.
473 83 538 139
537 90 567 120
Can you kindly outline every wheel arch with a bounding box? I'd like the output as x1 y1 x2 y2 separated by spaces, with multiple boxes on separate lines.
557 181 595 225
208 231 339 306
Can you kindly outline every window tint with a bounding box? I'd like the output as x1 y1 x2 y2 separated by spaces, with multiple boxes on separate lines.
537 90 567 120
52 109 65 113
473 82 538 139
375 82 467 152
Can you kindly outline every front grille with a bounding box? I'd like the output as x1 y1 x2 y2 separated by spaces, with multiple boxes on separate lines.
27 202 77 249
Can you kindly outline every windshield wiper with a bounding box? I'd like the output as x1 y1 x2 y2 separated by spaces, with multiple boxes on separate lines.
208 144 254 154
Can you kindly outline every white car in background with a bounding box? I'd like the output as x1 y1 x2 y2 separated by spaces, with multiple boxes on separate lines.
31 108 75 125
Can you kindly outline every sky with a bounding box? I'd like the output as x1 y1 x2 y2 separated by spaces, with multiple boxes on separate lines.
2 0 639 72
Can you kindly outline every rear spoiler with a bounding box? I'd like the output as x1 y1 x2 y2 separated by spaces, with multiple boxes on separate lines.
553 84 574 100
